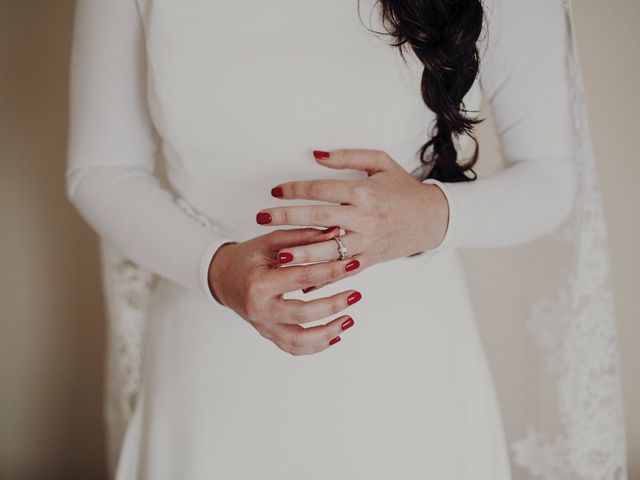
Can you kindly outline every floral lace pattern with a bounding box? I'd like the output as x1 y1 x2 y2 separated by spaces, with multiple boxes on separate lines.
101 241 157 474
511 1 627 478
108 256 156 410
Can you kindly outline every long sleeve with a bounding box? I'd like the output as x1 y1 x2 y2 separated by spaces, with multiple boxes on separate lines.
424 0 578 249
66 0 236 304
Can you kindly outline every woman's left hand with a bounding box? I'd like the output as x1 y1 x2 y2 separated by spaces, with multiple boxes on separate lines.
256 148 450 284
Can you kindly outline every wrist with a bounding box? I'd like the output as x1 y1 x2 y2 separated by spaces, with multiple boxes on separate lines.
420 181 450 250
207 241 237 306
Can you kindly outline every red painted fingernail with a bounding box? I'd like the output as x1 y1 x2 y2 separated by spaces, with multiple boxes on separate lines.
278 252 293 264
313 150 330 159
302 286 316 294
347 291 362 306
329 336 341 346
256 212 272 224
271 186 283 197
341 317 354 331
345 259 360 272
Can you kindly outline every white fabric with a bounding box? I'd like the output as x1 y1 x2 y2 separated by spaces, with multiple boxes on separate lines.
424 0 579 249
66 0 236 303
66 0 626 478
66 0 578 293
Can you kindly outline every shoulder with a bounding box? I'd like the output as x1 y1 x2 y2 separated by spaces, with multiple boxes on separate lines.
478 0 570 82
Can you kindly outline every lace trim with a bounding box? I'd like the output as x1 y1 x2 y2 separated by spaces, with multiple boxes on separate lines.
106 256 157 415
175 197 232 237
511 1 627 478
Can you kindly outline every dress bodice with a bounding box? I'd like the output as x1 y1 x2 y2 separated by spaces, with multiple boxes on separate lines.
140 0 481 239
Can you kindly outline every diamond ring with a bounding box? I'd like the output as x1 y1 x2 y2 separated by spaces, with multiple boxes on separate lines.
332 236 348 261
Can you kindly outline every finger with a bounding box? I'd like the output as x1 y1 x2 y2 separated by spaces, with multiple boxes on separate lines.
288 341 333 356
272 315 355 355
257 204 357 228
271 179 361 204
267 226 341 251
301 253 372 294
275 233 366 265
269 254 365 293
275 288 362 325
285 332 344 356
313 148 395 176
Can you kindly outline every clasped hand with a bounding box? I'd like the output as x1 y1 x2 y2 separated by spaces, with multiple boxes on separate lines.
208 148 449 356
261 149 448 272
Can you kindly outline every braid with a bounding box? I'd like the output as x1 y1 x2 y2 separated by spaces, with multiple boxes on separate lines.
362 0 485 182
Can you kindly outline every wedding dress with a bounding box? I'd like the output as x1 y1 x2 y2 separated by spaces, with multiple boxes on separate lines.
66 0 627 478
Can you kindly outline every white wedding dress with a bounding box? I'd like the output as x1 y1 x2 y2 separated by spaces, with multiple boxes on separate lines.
67 0 581 478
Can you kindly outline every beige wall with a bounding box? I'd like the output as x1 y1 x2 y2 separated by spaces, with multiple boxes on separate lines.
0 1 637 479
0 2 107 479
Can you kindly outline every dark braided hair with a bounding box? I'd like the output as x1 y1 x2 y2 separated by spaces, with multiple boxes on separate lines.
360 0 486 182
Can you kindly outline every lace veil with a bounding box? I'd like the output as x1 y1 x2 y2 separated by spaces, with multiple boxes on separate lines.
503 0 627 477
98 0 627 477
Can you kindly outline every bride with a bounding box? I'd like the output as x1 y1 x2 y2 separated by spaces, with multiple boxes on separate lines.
67 0 627 478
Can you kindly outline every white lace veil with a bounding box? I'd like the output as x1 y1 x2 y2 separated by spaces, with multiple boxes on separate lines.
505 0 627 477
98 0 627 477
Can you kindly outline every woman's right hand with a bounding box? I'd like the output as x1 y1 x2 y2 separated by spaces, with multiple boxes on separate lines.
207 227 361 356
